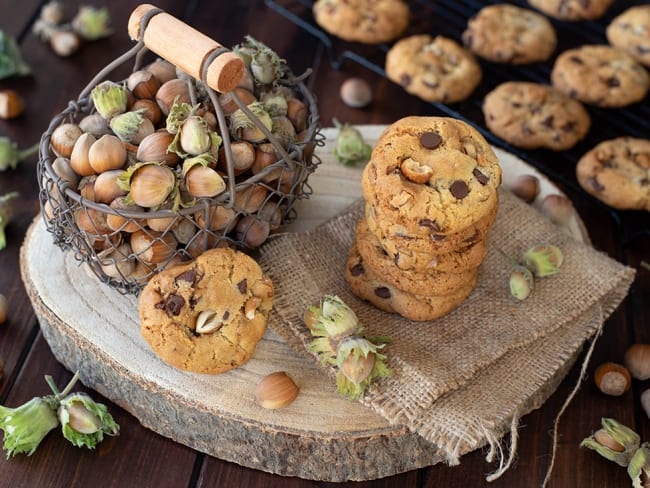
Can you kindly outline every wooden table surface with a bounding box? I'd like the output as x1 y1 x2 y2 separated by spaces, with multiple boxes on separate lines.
0 1 648 487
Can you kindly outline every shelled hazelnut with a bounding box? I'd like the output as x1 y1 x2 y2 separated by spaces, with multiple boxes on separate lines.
624 344 650 380
0 90 24 119
255 371 299 409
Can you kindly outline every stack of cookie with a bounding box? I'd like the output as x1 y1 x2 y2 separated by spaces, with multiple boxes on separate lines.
345 116 502 322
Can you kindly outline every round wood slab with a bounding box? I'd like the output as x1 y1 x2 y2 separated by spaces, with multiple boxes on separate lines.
20 126 586 482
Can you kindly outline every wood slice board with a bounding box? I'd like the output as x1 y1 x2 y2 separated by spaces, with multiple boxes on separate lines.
20 126 587 482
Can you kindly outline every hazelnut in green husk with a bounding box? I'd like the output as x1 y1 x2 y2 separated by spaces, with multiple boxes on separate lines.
91 81 127 120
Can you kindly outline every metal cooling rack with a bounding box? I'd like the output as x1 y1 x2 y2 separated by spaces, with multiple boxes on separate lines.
265 0 649 248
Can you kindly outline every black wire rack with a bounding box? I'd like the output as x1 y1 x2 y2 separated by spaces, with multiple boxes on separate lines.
265 0 650 249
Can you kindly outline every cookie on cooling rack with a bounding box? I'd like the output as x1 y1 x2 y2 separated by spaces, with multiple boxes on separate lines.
606 5 650 68
385 34 482 104
482 81 591 151
576 137 650 212
527 0 614 20
551 45 649 108
312 0 410 44
462 4 557 64
139 248 274 374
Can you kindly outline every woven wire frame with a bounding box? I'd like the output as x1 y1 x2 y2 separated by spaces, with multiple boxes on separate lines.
37 12 322 295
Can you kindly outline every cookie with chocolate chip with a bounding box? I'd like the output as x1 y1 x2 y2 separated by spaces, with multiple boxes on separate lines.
462 4 557 64
361 116 501 250
607 5 650 68
527 0 614 21
576 137 650 211
312 0 410 44
385 35 482 103
551 45 649 108
139 248 274 374
483 81 591 151
355 218 481 295
345 242 477 321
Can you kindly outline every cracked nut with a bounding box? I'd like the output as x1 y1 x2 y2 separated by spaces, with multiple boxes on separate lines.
244 297 261 320
195 309 222 334
251 276 274 299
255 371 299 409
400 158 433 184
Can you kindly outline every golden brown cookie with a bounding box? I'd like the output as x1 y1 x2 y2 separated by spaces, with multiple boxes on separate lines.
527 0 614 21
576 137 650 212
139 248 274 374
345 243 477 322
385 35 482 103
462 4 557 64
355 218 480 295
482 81 591 151
361 116 501 242
607 5 650 68
312 0 410 44
551 45 649 108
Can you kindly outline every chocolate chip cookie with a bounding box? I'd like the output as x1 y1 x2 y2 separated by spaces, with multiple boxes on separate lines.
361 116 501 241
551 45 649 108
576 137 650 211
385 35 482 103
355 218 480 295
482 81 591 151
462 4 557 64
606 5 650 68
139 248 274 374
527 0 614 21
312 0 410 44
345 242 477 321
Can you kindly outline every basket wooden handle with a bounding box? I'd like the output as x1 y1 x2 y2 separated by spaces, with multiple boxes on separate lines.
128 4 244 93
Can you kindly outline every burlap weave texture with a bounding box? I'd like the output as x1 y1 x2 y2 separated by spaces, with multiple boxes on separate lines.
259 188 635 463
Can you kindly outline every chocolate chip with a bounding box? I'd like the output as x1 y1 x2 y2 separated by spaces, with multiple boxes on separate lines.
640 178 649 186
561 121 576 133
606 77 620 88
223 310 230 321
237 279 247 294
156 294 185 316
450 180 469 199
579 0 590 8
569 56 583 64
420 132 442 149
588 176 605 192
394 253 400 266
400 73 412 87
512 102 522 109
601 159 617 169
432 234 446 241
472 168 489 185
419 218 441 231
374 287 391 299
174 269 196 285
541 115 554 128
350 263 364 276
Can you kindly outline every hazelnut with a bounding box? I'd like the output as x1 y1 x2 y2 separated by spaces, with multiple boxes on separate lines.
593 429 624 452
594 362 631 396
509 174 539 203
340 77 372 108
641 389 650 420
0 89 24 119
624 344 650 380
255 371 299 409
400 158 433 184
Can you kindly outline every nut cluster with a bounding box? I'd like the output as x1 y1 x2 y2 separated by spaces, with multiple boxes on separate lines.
41 36 317 292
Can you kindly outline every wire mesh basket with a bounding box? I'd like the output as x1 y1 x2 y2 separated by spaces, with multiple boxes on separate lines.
37 5 322 294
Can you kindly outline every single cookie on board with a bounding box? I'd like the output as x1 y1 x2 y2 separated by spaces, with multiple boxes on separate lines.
576 137 650 212
462 4 557 64
312 0 410 44
361 116 501 239
345 243 477 322
482 81 591 151
551 45 649 108
527 0 614 21
139 248 274 374
357 213 489 272
385 35 482 103
355 219 480 296
606 5 650 68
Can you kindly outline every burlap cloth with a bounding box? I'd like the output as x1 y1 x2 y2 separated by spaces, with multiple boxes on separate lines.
258 188 635 470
